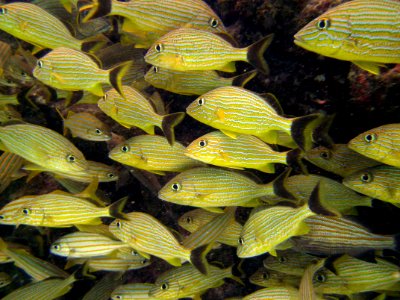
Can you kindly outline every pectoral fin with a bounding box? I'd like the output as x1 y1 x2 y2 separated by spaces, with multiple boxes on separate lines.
353 61 386 75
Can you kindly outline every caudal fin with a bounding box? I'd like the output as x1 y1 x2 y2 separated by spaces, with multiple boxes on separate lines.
231 70 257 87
312 113 335 149
308 183 340 216
190 244 211 275
291 113 324 151
109 61 132 97
272 168 296 200
80 0 111 23
162 112 185 145
286 148 308 174
246 34 274 75
108 196 128 220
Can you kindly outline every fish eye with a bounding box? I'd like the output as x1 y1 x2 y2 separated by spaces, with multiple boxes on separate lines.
95 128 102 135
314 271 327 283
141 259 147 264
153 66 159 73
22 208 31 215
278 256 287 263
37 60 43 68
121 145 130 153
316 17 330 30
131 250 138 256
262 272 269 280
209 17 219 28
114 296 122 300
0 215 4 220
66 154 76 163
319 150 330 159
0 7 8 15
103 94 107 101
198 98 205 106
116 221 122 228
21 71 27 77
198 140 207 147
155 43 164 52
52 243 61 251
360 172 373 183
171 182 181 191
185 216 192 223
161 282 169 290
238 237 244 245
364 133 376 143
107 173 115 178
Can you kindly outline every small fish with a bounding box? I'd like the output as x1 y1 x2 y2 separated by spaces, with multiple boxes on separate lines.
111 283 157 300
0 272 11 288
82 272 124 300
0 3 98 51
98 86 185 145
149 264 239 299
145 66 257 95
242 286 300 300
250 267 301 288
178 208 242 247
109 212 207 274
291 215 399 255
158 167 294 210
185 131 301 173
0 123 89 177
145 28 273 74
348 124 400 168
305 144 380 177
0 193 126 227
82 0 227 48
109 135 201 175
312 265 351 295
299 260 325 300
294 0 400 75
0 41 12 76
33 47 131 97
50 232 128 258
59 110 112 141
263 249 319 277
0 152 26 193
186 87 326 151
343 165 400 204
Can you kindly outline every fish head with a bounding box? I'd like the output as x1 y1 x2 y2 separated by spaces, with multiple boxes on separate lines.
0 197 34 225
144 66 169 89
149 277 180 299
85 123 112 142
0 5 18 31
46 150 88 177
184 132 222 164
186 94 216 125
50 241 71 257
109 141 146 168
313 267 348 295
32 57 54 85
236 230 261 258
177 209 205 232
108 218 127 241
294 9 352 59
342 167 380 199
158 173 199 206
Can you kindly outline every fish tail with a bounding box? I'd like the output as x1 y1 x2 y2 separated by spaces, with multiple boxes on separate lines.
272 167 296 200
108 196 128 220
109 61 132 97
81 34 110 53
311 113 335 149
246 34 274 75
231 70 257 87
286 148 308 174
190 244 212 275
291 113 324 151
161 112 185 145
308 183 340 216
80 0 111 23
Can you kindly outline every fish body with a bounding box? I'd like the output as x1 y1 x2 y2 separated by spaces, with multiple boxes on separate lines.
0 93 19 106
149 264 235 299
0 152 25 193
84 0 226 48
0 123 88 177
242 286 300 300
294 0 400 74
158 167 282 208
0 3 83 50
111 283 157 300
144 66 256 95
109 135 200 175
186 87 323 150
145 28 273 74
305 144 380 177
348 124 400 168
291 215 397 255
250 267 301 288
98 86 185 144
237 204 315 257
0 272 11 288
343 165 400 204
185 131 289 173
0 193 125 227
33 47 130 97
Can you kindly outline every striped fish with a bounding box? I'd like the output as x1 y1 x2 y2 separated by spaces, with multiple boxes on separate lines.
294 0 400 74
185 131 299 173
249 267 301 288
149 264 238 299
343 165 400 204
242 286 300 300
144 66 257 95
82 0 226 48
0 193 126 227
0 93 19 106
312 265 351 295
0 123 89 177
0 238 69 281
0 3 93 51
0 105 22 125
291 215 398 255
61 111 112 141
50 232 128 258
186 87 326 151
2 271 77 300
98 86 185 145
237 204 316 258
111 283 157 300
0 152 25 193
348 124 400 168
0 41 11 76
82 272 124 300
158 167 294 210
299 260 325 300
145 28 273 74
109 212 207 274
263 250 319 276
305 144 380 177
33 47 131 97
178 208 242 247
109 135 201 175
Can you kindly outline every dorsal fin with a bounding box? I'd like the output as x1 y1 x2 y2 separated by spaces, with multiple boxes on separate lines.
259 93 283 115
215 32 239 47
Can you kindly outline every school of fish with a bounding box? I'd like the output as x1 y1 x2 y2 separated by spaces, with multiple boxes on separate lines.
0 0 399 299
